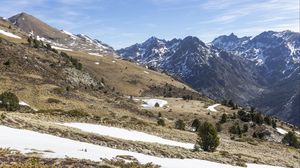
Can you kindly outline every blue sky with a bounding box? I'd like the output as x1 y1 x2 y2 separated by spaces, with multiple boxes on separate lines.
0 0 299 49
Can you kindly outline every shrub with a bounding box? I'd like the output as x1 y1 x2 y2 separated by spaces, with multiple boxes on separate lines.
47 98 61 104
158 112 162 118
264 116 272 125
3 60 10 66
46 43 51 49
272 119 277 128
182 95 193 100
197 121 220 152
238 110 251 122
219 113 227 124
157 118 165 126
216 123 222 132
175 119 185 130
282 131 299 148
253 113 264 125
0 91 20 111
191 119 201 131
243 124 249 133
154 102 160 107
33 39 41 48
60 52 83 70
229 125 241 135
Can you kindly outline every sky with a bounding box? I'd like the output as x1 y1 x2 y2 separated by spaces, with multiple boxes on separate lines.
0 0 299 49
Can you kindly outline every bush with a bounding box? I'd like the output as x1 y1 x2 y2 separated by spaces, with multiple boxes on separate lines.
154 102 160 107
243 124 249 133
264 116 272 125
282 131 299 148
175 119 185 130
182 95 193 100
272 119 277 128
47 98 61 104
191 119 201 131
216 123 222 132
158 112 162 118
253 113 264 125
157 118 165 126
238 110 251 122
0 91 20 111
197 121 220 152
60 52 83 70
219 113 227 124
229 125 241 135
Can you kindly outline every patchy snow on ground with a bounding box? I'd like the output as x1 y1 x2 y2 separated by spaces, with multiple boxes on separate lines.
207 104 221 112
61 30 77 39
142 99 168 108
0 125 282 168
58 122 194 149
88 53 103 57
112 60 116 63
18 101 38 111
0 29 21 39
276 128 288 135
51 46 73 51
19 101 30 106
143 71 149 74
94 62 99 65
296 131 300 135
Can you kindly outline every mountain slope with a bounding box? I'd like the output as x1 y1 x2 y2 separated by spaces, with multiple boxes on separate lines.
8 12 115 55
118 36 265 103
118 31 300 125
212 31 300 125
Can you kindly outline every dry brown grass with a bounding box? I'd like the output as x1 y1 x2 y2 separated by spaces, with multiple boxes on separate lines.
64 50 195 96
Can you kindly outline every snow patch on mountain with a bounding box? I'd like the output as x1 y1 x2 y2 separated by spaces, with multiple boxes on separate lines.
58 122 194 149
0 125 283 168
0 29 21 39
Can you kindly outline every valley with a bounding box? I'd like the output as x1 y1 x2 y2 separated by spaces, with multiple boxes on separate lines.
0 11 299 168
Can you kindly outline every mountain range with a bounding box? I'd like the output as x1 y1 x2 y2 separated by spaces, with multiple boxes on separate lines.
2 12 299 125
118 31 300 125
0 12 300 167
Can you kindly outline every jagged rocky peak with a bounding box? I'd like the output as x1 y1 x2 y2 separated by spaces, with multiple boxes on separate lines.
212 33 251 51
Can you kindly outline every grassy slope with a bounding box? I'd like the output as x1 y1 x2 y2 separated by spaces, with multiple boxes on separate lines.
0 22 299 168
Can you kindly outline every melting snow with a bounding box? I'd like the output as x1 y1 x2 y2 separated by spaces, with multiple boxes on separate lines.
51 46 73 51
142 99 168 108
94 62 99 65
143 71 149 74
59 123 194 149
207 104 221 112
0 29 21 39
0 125 282 168
276 128 288 135
88 53 103 57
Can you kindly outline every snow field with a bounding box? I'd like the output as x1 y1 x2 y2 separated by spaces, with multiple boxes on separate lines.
58 122 195 149
207 104 221 112
0 125 282 168
0 29 21 39
142 99 168 108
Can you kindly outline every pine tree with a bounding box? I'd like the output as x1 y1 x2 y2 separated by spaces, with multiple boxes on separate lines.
219 113 227 124
282 132 299 148
197 121 220 152
0 91 20 111
191 119 201 131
